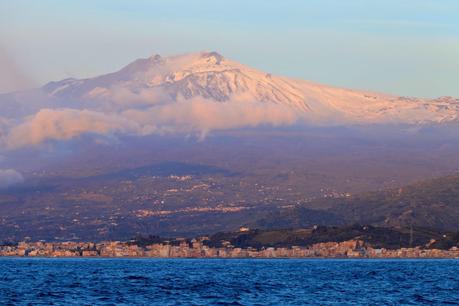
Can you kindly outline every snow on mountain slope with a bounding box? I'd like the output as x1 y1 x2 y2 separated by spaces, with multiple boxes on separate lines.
43 52 310 112
41 51 459 124
1 51 459 149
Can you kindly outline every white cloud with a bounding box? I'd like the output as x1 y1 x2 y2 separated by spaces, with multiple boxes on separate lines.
86 86 170 109
124 98 300 134
5 108 148 149
3 98 301 149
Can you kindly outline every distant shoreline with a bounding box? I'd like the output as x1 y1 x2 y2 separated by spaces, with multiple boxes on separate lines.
1 256 458 260
2 239 459 259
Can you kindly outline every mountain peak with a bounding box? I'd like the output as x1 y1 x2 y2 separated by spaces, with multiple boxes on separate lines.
148 54 163 62
200 51 224 64
38 51 459 125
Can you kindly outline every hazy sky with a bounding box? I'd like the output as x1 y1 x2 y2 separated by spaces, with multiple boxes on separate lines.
1 0 458 97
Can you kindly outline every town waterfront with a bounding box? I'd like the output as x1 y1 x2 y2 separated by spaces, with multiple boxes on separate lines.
2 237 459 259
1 258 458 305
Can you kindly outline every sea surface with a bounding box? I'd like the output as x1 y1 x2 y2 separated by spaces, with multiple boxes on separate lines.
0 258 458 305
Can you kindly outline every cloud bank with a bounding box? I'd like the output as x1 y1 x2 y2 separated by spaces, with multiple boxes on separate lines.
5 108 149 149
0 169 24 188
2 98 300 149
124 98 299 136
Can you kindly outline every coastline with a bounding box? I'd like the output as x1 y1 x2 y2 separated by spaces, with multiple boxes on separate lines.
2 239 459 259
1 256 458 260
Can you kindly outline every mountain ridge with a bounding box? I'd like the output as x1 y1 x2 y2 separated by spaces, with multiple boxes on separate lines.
40 51 459 125
1 51 459 151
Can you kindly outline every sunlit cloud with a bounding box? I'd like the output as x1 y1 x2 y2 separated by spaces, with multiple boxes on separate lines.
3 97 301 149
5 108 146 149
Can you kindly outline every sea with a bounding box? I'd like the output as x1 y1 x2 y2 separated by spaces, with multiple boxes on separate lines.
0 258 458 305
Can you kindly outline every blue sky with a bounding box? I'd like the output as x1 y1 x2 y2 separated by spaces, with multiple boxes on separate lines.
1 0 458 97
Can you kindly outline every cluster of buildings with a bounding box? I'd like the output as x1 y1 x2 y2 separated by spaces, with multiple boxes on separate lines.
1 239 458 258
134 205 248 218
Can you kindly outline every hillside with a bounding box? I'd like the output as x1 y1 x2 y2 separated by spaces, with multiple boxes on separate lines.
1 52 459 241
255 173 459 231
2 158 459 241
129 225 459 251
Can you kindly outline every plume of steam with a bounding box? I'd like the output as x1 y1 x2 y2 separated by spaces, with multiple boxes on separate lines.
0 47 35 93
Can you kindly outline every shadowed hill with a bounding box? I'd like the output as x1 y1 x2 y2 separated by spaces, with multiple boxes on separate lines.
255 173 459 231
202 225 459 250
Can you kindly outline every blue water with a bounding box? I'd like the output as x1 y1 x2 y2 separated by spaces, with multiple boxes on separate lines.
0 258 458 305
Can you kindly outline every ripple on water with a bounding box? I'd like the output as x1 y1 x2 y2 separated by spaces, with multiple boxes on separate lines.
0 259 458 305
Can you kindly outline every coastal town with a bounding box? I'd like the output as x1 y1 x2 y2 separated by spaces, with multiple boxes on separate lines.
1 238 459 259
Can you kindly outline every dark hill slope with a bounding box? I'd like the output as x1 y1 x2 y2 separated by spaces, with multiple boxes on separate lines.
204 225 459 250
254 174 459 231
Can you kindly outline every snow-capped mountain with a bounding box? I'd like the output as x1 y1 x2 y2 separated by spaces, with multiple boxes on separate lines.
41 51 459 125
1 51 459 150
43 52 310 111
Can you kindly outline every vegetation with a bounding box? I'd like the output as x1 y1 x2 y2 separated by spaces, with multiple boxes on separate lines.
254 174 459 232
206 225 459 250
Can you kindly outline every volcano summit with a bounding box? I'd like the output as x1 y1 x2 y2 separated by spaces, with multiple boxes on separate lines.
1 51 459 150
